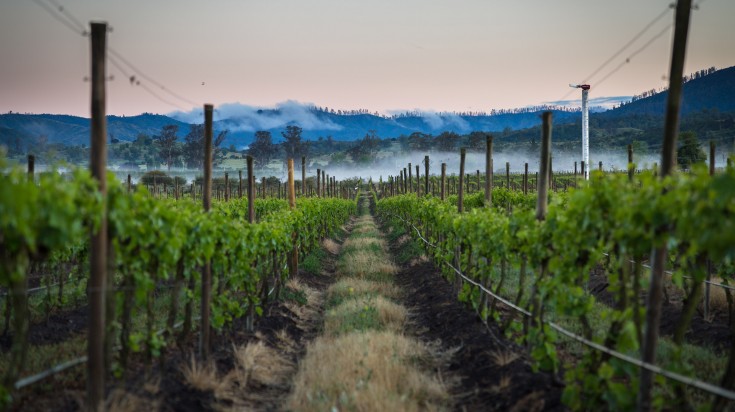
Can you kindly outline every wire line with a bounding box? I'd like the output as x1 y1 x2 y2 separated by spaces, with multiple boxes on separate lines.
388 211 735 402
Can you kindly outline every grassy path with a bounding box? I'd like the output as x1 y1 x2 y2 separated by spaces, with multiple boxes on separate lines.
286 196 450 411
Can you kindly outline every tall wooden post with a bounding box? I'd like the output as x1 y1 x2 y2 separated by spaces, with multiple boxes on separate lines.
238 170 243 198
200 104 214 359
638 1 692 409
408 163 412 194
628 144 634 182
458 149 466 213
127 174 132 193
485 136 493 206
703 141 716 323
523 163 529 195
247 157 255 222
402 168 407 193
301 156 306 196
424 155 430 196
288 158 298 275
581 161 586 180
549 156 554 192
321 170 326 197
224 172 229 201
440 163 446 201
415 165 420 196
598 161 603 172
316 168 321 197
87 21 108 412
506 162 510 190
27 154 35 181
537 112 552 221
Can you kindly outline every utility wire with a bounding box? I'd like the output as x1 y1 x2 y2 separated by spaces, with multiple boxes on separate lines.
560 1 706 105
595 23 673 89
32 0 200 110
107 48 200 107
45 0 87 35
390 212 735 402
31 0 86 37
107 53 187 110
581 6 673 85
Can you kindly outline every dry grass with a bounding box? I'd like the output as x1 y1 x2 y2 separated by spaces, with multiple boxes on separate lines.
489 375 513 394
180 355 234 399
142 375 161 395
322 238 341 255
699 278 731 313
286 331 449 412
396 234 411 246
285 278 322 306
338 249 398 279
410 254 430 266
282 279 323 333
328 278 401 301
490 350 521 367
324 295 407 336
342 236 387 252
233 341 295 387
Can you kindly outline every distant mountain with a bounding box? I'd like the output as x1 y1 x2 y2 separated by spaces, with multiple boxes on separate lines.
218 108 581 147
2 66 734 149
0 113 191 147
0 107 580 149
601 65 735 118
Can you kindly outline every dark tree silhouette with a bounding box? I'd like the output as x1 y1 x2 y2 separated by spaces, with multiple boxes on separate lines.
281 125 308 159
248 130 278 167
677 131 706 169
183 124 228 169
155 124 179 170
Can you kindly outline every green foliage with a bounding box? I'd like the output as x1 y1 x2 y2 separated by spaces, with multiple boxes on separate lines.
140 170 173 186
0 156 356 397
302 249 326 275
677 131 707 170
377 166 735 410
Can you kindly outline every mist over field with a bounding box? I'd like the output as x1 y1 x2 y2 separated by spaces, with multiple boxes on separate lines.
290 149 662 182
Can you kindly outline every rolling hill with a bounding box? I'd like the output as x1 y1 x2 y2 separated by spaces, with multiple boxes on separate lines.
2 66 734 150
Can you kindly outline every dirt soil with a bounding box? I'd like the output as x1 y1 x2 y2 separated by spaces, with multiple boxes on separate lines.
387 234 565 411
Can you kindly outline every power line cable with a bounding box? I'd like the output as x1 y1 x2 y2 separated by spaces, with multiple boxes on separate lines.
107 48 200 107
582 6 673 85
595 23 673 89
390 212 735 402
560 1 706 105
31 0 86 37
33 0 200 110
107 53 185 110
137 82 187 111
45 0 87 35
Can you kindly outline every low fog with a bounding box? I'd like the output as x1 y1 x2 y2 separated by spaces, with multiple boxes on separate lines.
296 150 662 182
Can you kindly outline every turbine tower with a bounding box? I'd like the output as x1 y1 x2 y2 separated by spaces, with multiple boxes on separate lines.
570 84 591 179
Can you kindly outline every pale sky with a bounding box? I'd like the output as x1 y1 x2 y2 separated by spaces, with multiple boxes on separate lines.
1 0 734 118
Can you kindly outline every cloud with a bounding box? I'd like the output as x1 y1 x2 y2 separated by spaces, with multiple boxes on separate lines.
393 110 470 131
168 100 343 132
